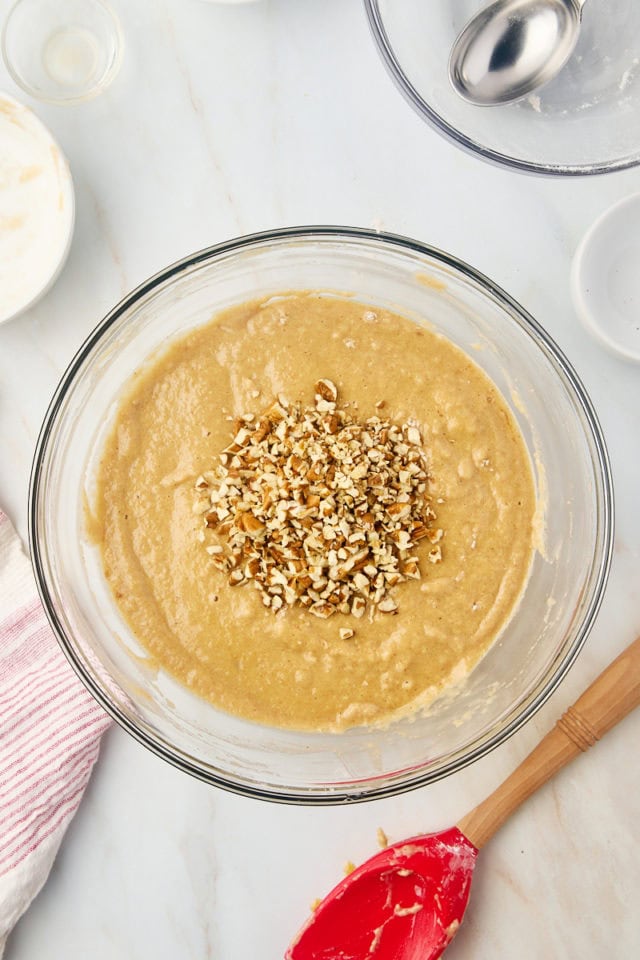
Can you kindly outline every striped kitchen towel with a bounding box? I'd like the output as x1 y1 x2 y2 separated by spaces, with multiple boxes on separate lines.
0 509 111 955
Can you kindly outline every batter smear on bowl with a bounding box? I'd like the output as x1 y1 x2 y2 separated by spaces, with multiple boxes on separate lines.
94 293 536 731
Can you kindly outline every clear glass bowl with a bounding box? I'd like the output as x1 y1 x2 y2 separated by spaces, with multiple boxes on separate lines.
29 227 613 803
364 0 640 175
2 0 123 105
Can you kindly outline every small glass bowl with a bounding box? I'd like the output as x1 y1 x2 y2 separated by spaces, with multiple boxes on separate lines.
29 228 613 804
2 0 123 105
364 0 640 175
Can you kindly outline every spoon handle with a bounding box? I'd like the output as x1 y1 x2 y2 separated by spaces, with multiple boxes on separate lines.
457 635 640 850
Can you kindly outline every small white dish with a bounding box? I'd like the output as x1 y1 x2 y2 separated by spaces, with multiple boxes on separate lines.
0 93 75 326
571 193 640 362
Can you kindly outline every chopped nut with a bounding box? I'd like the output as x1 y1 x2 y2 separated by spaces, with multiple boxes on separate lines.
402 558 421 580
241 513 267 538
387 502 411 520
315 378 338 403
339 628 355 640
378 596 398 614
411 525 430 541
351 596 366 618
309 602 337 619
196 380 442 620
406 425 421 445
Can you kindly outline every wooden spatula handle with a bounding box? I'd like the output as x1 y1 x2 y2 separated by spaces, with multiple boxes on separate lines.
458 635 640 850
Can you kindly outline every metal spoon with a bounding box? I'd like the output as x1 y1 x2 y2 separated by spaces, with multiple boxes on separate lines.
449 0 587 106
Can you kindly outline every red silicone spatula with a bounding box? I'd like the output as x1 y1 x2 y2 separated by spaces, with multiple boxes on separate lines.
287 636 640 960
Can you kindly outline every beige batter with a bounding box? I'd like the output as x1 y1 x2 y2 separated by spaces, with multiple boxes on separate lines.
93 293 536 731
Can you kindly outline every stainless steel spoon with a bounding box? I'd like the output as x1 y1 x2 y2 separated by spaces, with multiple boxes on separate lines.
449 0 587 106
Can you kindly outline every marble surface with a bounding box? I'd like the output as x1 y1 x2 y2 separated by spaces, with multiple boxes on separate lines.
1 1 639 957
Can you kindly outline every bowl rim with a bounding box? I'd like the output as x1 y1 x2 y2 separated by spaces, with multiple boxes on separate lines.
363 0 640 178
28 225 615 804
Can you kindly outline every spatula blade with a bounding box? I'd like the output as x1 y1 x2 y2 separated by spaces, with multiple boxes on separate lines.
286 827 478 960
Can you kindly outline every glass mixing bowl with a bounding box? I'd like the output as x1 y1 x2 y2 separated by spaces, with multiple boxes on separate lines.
29 227 613 803
364 0 640 175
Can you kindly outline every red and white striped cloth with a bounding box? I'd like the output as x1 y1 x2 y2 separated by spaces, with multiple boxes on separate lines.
0 508 111 954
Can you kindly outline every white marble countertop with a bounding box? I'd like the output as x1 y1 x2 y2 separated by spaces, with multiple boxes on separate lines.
1 1 639 957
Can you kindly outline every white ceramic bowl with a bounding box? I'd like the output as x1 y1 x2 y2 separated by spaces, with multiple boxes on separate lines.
0 93 75 325
571 193 640 362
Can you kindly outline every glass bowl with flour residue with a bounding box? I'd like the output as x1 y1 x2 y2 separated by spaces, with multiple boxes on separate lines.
365 0 640 175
